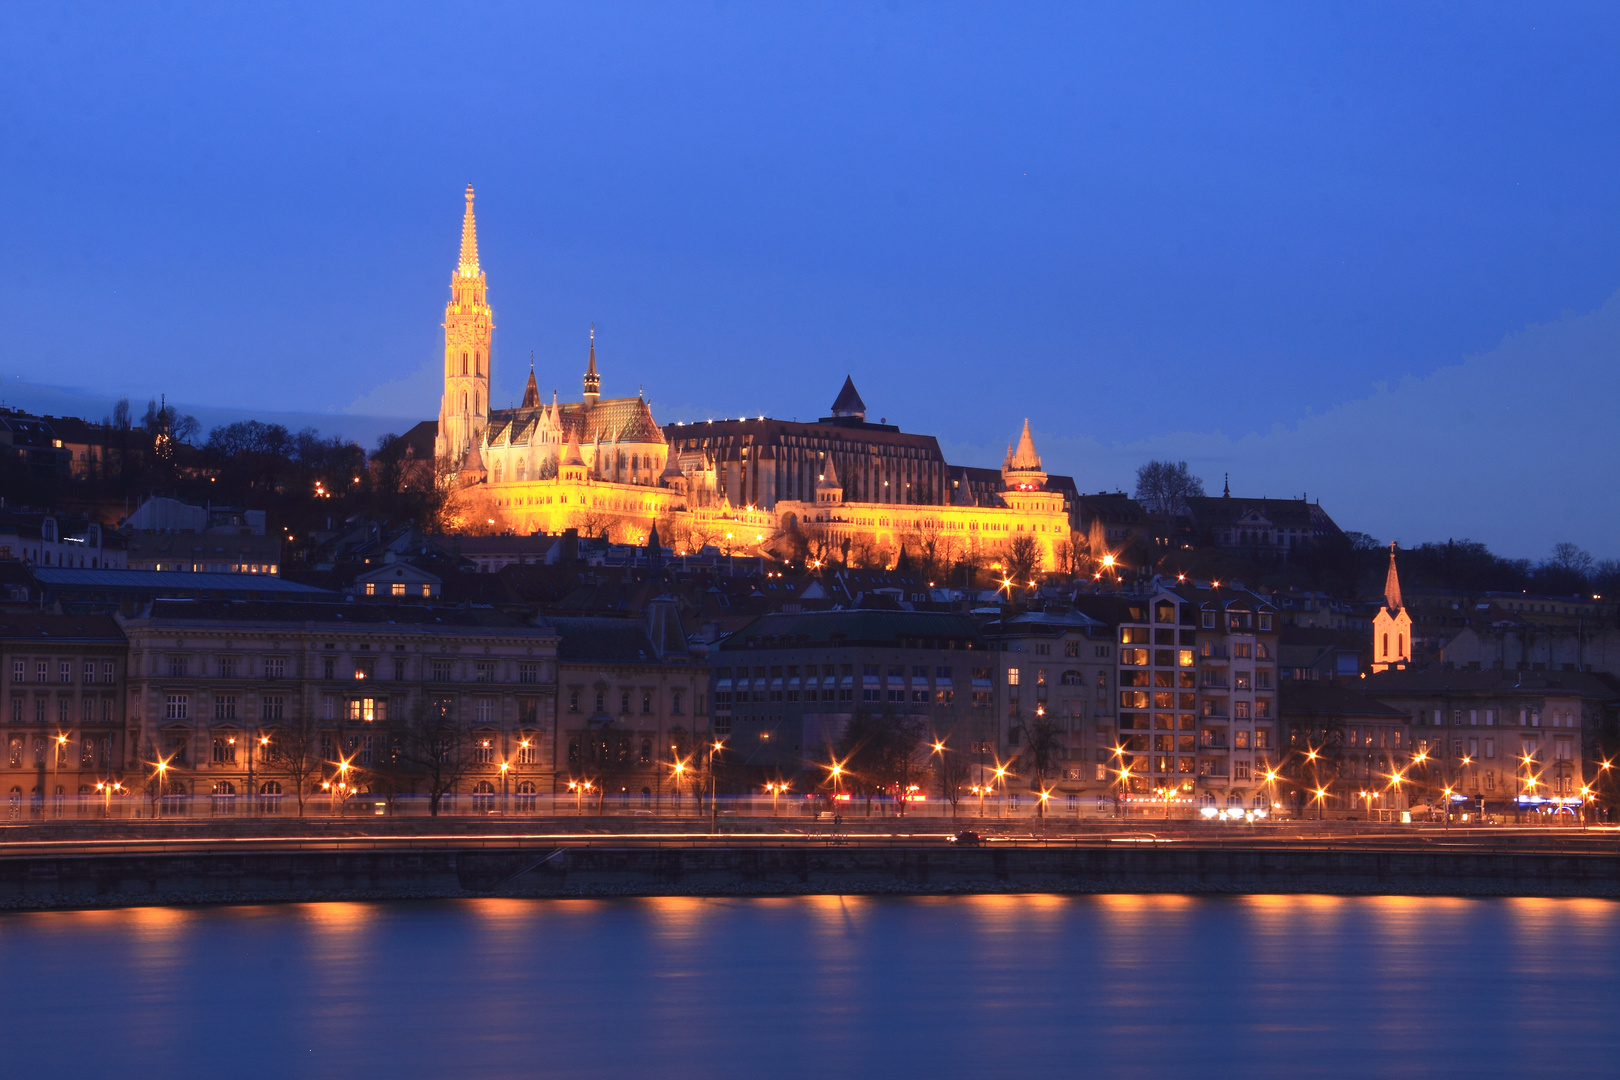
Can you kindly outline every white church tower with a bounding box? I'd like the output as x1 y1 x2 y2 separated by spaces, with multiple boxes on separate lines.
1372 542 1412 672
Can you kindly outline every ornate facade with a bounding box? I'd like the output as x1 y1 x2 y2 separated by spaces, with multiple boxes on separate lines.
433 188 1073 569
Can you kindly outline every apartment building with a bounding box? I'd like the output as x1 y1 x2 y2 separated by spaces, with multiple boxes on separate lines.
0 615 128 814
118 601 558 811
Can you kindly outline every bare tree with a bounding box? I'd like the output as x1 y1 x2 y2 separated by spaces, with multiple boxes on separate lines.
1053 530 1090 580
584 720 635 813
389 696 476 816
934 742 973 816
1013 714 1064 817
1134 460 1205 515
1002 535 1041 593
266 717 323 817
575 511 614 542
666 724 708 813
834 709 928 816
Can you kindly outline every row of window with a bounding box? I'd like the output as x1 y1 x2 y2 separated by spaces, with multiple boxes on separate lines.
1025 641 1113 659
10 697 117 725
157 655 543 684
566 689 689 715
5 735 114 769
1416 707 1579 729
10 660 117 685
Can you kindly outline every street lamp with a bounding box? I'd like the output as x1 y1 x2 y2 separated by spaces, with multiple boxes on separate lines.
764 780 787 817
672 758 689 816
1313 786 1329 821
500 761 510 814
50 732 68 818
709 740 724 834
153 757 170 819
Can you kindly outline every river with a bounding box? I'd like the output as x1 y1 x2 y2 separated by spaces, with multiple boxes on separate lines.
0 895 1614 1077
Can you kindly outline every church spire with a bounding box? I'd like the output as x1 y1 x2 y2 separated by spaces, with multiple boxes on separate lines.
521 352 539 409
583 324 600 406
458 184 479 274
1384 542 1403 613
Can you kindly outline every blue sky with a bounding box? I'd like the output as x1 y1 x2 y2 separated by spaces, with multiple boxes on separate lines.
2 2 1617 558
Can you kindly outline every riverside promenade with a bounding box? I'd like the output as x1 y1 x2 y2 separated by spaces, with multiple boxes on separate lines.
1 816 1618 910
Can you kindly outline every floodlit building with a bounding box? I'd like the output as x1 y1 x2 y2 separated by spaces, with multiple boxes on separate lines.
411 187 1074 569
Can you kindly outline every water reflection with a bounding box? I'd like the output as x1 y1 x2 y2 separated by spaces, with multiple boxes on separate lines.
0 895 1614 1078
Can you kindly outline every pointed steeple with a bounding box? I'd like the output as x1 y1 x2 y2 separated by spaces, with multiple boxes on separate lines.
1384 542 1403 613
1000 419 1047 492
458 184 479 274
521 353 539 409
1223 473 1230 498
1009 419 1041 471
829 376 866 420
583 324 600 406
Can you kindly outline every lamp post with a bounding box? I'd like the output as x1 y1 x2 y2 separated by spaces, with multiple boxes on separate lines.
500 761 510 814
51 733 67 818
1305 748 1321 822
709 740 723 834
154 758 169 819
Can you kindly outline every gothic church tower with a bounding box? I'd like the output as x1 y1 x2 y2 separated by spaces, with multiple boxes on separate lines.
435 185 494 466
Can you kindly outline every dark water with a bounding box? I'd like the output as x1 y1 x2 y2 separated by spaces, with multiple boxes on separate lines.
1 895 1616 1078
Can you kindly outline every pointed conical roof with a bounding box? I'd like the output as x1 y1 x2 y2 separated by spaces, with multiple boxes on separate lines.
817 456 842 489
458 184 480 274
1008 419 1042 471
521 358 540 409
830 376 866 418
1384 542 1403 613
561 434 585 468
583 325 600 401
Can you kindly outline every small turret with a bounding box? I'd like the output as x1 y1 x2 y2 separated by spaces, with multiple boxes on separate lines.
1000 419 1047 491
816 456 844 506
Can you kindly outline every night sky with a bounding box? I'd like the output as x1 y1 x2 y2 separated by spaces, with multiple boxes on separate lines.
2 3 1616 557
